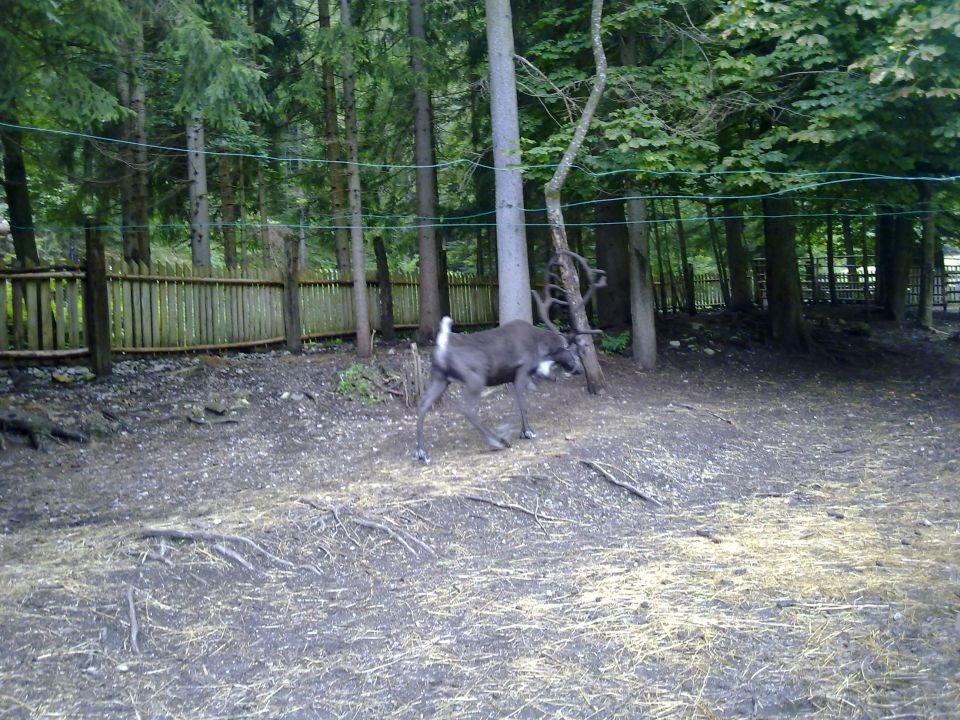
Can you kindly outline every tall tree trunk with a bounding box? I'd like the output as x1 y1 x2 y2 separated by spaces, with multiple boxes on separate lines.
319 0 351 275
117 65 136 261
705 202 730 306
543 0 606 394
257 160 269 267
129 17 150 264
627 194 656 369
884 215 914 322
826 211 837 305
186 111 211 267
238 157 248 268
840 212 859 288
1 117 40 265
722 198 752 311
220 155 238 268
485 0 531 323
651 199 667 312
340 0 371 358
874 209 895 308
672 196 695 314
762 196 810 351
595 194 630 328
410 0 441 342
916 183 936 329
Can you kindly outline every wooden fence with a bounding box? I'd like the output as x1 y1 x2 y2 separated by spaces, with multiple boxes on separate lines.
3 242 957 366
654 257 960 313
0 256 498 362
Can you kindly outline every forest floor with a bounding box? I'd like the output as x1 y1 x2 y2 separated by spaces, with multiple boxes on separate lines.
0 306 958 719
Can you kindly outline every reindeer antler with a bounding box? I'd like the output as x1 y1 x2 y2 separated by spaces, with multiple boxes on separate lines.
531 251 607 335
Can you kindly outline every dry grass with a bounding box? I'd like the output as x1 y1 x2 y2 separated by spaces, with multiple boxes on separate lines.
1 332 958 719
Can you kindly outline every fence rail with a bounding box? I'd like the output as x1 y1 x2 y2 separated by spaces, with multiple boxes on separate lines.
0 258 498 360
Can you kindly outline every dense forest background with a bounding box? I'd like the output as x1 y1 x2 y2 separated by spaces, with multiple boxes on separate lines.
1 0 958 341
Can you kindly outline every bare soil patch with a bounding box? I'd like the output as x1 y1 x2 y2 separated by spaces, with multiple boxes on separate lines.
1 309 958 719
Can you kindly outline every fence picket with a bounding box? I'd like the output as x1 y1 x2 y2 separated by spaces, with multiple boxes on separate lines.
0 276 6 350
54 272 66 349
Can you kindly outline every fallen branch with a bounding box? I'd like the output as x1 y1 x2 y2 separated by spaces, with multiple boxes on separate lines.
138 527 321 577
0 408 87 448
675 403 734 425
579 459 662 506
125 586 140 655
349 516 436 558
212 543 256 571
464 493 566 524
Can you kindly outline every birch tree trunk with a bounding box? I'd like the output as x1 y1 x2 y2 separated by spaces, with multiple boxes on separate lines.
543 0 606 394
628 194 657 369
187 111 211 267
410 0 441 342
485 0 531 324
340 0 372 358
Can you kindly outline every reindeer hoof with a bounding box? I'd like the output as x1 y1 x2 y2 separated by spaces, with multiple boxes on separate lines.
521 428 537 439
488 437 509 451
416 448 432 464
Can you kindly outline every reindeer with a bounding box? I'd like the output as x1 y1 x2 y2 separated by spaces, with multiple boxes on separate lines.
415 252 605 463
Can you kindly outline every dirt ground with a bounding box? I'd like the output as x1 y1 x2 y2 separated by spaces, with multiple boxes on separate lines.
0 308 958 719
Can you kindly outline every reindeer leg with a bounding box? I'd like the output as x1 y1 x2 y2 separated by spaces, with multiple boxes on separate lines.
513 373 536 439
416 373 449 463
461 384 508 451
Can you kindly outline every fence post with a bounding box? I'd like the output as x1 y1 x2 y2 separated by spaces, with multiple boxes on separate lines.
282 231 302 353
84 219 112 376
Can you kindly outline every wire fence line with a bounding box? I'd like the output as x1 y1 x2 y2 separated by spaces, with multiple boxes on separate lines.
3 120 959 184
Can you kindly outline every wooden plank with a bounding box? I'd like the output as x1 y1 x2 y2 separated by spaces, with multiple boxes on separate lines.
170 263 182 348
137 261 150 349
0 276 7 351
108 262 121 346
69 276 81 348
120 261 133 348
25 276 39 351
40 273 53 350
156 261 168 347
11 278 25 350
233 266 243 342
54 273 66 349
213 266 221 344
206 266 216 345
184 264 195 346
149 261 161 348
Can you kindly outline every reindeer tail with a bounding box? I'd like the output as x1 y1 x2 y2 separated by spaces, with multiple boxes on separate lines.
435 316 453 364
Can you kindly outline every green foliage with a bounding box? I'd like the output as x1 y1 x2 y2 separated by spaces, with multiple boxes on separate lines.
2 0 958 283
337 363 386 403
600 330 631 355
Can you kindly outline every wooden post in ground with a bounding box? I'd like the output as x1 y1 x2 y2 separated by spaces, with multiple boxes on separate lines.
84 219 112 376
373 236 395 341
283 230 302 353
